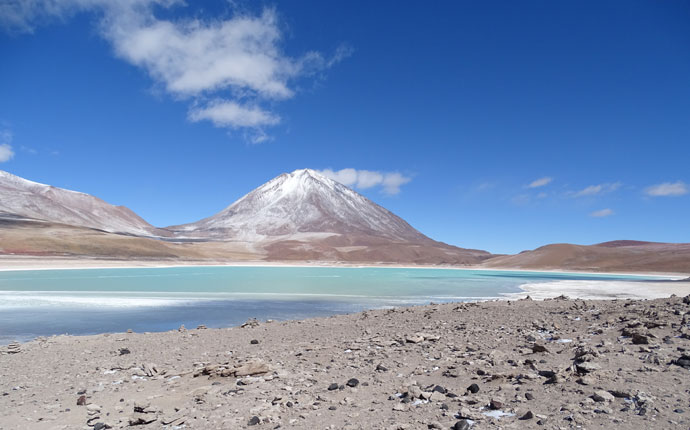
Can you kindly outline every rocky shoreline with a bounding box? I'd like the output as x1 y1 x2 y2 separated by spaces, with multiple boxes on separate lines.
2 295 690 429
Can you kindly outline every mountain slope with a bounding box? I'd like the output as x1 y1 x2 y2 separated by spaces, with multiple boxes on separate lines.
169 169 427 242
0 170 162 237
482 241 690 273
0 169 491 265
169 169 491 264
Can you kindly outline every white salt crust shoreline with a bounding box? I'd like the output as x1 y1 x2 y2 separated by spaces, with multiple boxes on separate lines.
0 256 685 279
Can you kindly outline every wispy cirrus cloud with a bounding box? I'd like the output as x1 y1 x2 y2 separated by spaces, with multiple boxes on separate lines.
318 168 412 195
0 128 14 162
0 1 349 142
590 208 614 218
572 182 621 197
527 177 552 188
644 181 688 197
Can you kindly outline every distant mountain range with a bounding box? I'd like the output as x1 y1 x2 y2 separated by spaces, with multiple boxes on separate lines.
0 169 489 265
1 169 688 272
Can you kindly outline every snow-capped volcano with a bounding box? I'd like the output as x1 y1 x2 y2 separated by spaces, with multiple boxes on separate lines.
169 168 428 242
0 170 158 236
0 168 491 264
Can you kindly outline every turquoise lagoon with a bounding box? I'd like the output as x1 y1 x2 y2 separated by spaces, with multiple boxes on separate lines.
0 266 659 343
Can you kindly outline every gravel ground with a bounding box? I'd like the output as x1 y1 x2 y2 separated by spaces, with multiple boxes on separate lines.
1 295 690 429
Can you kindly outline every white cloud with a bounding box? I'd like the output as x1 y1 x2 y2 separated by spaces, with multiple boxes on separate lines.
0 129 14 162
0 144 14 162
318 168 412 195
527 177 552 188
0 1 348 139
381 172 411 195
590 208 614 218
573 182 621 197
644 181 688 197
188 100 280 128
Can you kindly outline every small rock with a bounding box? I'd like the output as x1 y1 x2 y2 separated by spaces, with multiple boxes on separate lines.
141 363 159 377
77 395 86 406
235 360 270 377
346 378 360 388
489 399 503 410
532 343 549 353
250 339 259 345
241 318 260 328
328 383 339 391
453 420 471 430
632 333 650 345
86 404 101 413
128 414 157 426
467 383 479 394
118 348 130 355
576 362 600 374
672 355 690 369
406 334 424 344
520 410 534 420
591 390 615 402
248 416 260 426
608 389 631 398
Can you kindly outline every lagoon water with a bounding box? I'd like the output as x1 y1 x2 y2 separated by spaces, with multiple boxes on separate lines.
0 266 659 344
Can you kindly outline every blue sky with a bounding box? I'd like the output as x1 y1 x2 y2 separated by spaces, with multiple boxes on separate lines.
1 1 689 254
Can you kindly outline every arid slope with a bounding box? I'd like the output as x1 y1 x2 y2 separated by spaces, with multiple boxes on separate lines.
483 241 690 273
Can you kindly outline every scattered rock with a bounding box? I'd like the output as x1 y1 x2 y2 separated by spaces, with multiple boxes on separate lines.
405 334 424 344
241 318 260 328
247 416 260 426
128 414 157 426
576 362 600 374
489 398 503 410
346 378 360 388
672 355 690 369
467 383 479 394
591 390 615 402
520 410 534 420
235 360 270 377
453 419 471 430
632 333 650 345
141 363 159 377
532 343 549 353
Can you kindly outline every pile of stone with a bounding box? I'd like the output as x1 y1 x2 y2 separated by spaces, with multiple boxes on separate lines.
3 342 20 354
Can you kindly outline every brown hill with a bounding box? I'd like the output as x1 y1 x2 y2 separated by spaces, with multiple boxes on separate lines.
483 241 690 274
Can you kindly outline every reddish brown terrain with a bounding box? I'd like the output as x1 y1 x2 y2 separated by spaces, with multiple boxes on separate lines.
483 241 690 274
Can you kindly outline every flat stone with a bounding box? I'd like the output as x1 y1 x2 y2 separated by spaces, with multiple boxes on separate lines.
591 390 615 402
235 360 270 377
